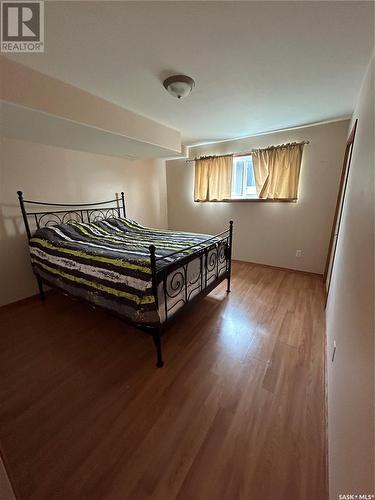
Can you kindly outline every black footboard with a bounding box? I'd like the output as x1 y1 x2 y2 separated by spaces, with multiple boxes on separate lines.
149 220 233 327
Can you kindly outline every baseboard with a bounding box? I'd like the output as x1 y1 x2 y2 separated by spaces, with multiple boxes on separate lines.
232 259 324 278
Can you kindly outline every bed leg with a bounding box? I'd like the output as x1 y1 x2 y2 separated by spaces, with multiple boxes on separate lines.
152 329 164 368
36 276 45 301
227 276 231 293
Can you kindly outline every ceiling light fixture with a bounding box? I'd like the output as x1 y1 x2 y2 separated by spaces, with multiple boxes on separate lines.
163 75 195 99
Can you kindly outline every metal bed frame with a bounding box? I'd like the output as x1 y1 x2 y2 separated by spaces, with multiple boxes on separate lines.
17 191 233 367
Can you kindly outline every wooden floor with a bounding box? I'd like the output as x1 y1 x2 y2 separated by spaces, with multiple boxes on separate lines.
0 262 327 500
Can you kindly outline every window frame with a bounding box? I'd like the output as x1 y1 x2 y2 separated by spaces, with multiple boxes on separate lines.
231 155 258 200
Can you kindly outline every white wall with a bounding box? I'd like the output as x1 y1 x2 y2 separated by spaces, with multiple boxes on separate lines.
0 137 168 306
326 56 374 498
166 120 349 274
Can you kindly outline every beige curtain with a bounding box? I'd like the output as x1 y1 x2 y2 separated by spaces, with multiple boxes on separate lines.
194 155 233 201
252 143 305 199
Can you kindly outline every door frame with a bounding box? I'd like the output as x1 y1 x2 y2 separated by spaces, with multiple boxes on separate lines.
324 119 358 293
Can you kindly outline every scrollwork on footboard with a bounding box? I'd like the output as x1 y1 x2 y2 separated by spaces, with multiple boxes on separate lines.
158 237 231 323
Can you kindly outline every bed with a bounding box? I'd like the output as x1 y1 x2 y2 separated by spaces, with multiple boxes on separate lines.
17 191 233 367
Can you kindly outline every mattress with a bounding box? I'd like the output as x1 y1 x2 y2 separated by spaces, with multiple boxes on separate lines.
29 217 226 325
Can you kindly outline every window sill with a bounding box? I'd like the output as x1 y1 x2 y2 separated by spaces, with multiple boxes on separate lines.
195 198 297 203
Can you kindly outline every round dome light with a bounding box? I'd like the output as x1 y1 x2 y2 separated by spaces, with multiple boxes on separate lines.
163 75 195 99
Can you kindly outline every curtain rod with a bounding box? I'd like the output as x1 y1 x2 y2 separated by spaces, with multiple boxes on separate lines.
186 140 310 162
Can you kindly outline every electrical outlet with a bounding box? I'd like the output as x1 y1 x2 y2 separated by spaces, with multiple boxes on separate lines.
296 249 302 257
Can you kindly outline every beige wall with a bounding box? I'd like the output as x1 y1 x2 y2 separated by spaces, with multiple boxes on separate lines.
0 137 168 306
166 120 349 274
0 56 181 155
326 56 374 498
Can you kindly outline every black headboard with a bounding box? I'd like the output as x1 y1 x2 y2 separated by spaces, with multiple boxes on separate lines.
17 191 126 240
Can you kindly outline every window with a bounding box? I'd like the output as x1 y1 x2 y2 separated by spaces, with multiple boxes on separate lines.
231 156 257 199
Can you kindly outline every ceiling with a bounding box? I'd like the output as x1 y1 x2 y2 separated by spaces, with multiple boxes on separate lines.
7 1 374 146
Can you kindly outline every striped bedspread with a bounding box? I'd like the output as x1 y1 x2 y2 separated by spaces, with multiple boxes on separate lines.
29 217 216 324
